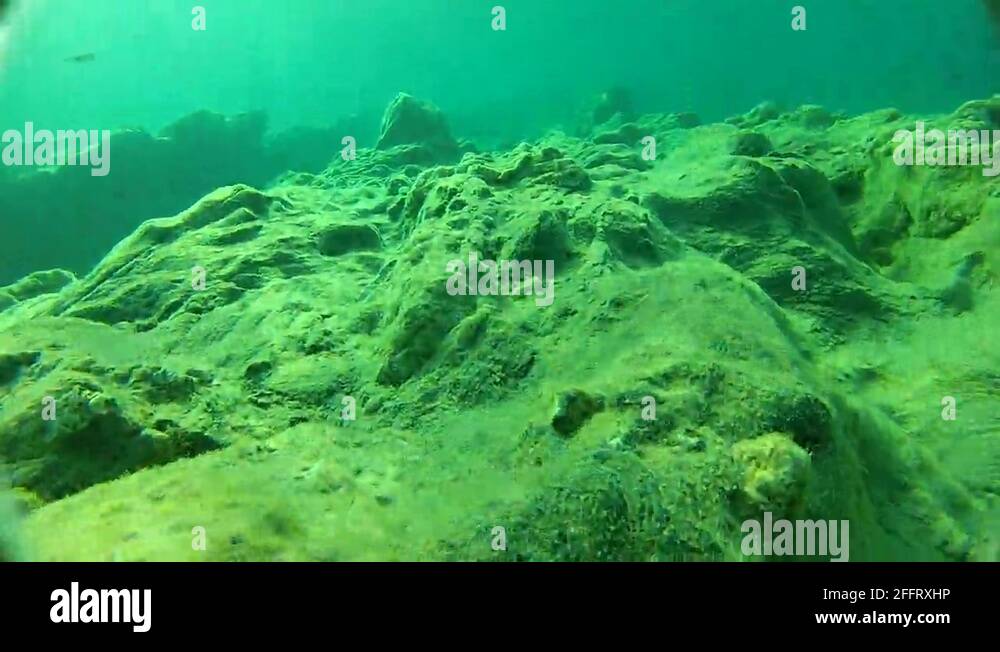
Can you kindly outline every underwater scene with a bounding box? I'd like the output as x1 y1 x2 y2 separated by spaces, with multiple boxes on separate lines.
0 0 997 562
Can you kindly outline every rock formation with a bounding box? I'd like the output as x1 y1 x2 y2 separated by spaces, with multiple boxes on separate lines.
0 94 995 561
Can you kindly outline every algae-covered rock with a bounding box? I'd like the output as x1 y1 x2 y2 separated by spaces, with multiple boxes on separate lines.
939 251 986 313
0 351 39 386
0 374 221 500
731 433 811 514
376 93 458 157
726 101 783 129
0 92 995 562
376 283 476 387
729 130 773 157
316 223 383 257
550 389 605 436
1 269 75 301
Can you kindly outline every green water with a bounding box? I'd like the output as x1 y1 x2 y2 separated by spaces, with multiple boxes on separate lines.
0 0 997 561
2 0 997 134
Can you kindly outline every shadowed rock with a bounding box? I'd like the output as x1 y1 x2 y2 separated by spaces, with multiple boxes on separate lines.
376 93 458 156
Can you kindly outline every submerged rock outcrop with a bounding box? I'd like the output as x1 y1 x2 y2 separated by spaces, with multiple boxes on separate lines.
376 92 458 155
0 94 995 562
0 109 380 285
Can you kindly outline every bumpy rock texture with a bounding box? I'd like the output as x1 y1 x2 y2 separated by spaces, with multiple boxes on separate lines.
0 95 996 561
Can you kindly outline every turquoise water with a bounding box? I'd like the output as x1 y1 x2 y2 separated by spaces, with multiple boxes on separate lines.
1 0 996 141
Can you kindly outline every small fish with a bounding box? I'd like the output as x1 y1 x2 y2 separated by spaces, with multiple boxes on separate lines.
65 52 96 64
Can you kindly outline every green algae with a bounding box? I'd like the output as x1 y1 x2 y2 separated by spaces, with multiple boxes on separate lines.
0 92 997 562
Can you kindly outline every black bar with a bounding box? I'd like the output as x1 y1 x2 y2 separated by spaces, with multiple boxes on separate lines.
3 562 994 639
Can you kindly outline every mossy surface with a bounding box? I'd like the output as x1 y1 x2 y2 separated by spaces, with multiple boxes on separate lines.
0 96 997 561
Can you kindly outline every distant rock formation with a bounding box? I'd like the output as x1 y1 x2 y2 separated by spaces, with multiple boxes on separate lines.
591 87 635 126
577 87 636 135
0 110 375 284
375 93 458 156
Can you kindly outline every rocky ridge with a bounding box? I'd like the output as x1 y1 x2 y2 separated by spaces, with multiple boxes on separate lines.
0 93 996 561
